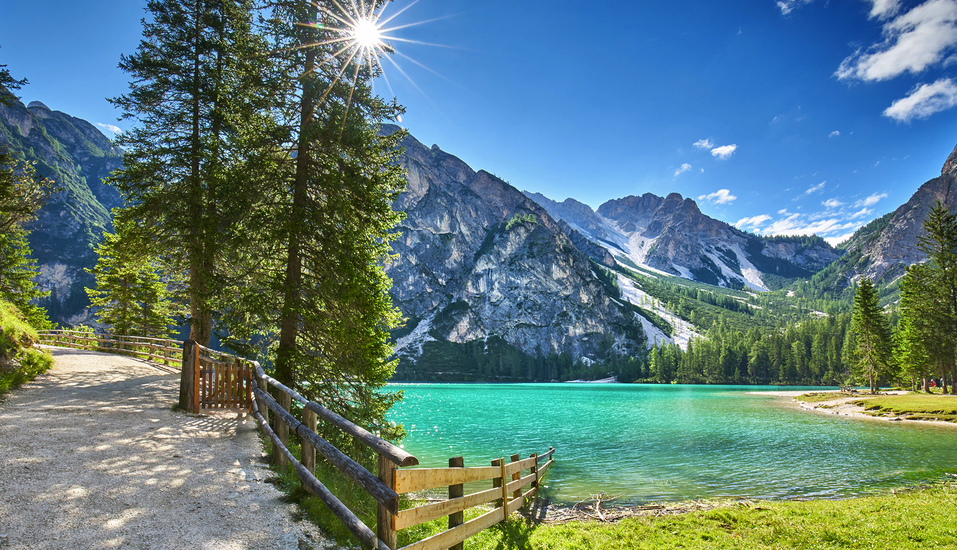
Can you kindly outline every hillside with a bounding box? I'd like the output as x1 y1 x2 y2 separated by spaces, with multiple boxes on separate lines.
0 96 123 325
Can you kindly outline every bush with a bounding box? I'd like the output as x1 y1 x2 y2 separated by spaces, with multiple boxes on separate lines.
0 298 53 395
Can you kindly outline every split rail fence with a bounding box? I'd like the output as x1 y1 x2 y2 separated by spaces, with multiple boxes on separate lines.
36 330 182 366
39 334 556 549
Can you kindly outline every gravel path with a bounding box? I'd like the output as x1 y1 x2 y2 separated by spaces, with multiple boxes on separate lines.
0 347 331 550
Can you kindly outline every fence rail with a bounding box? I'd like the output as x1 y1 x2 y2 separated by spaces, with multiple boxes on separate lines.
39 334 555 549
36 330 182 365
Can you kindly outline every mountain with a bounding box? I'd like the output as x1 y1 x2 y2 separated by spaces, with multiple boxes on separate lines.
821 143 957 288
386 128 648 372
524 192 842 291
0 96 123 324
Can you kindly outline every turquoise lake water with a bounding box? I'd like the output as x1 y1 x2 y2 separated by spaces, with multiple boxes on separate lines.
386 383 957 504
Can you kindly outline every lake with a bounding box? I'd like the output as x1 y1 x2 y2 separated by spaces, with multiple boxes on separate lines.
386 383 957 504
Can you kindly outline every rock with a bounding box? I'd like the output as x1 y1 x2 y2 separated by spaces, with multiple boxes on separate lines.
387 128 646 363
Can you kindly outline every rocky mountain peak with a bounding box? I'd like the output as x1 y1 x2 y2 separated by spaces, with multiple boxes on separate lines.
943 143 957 178
26 101 52 117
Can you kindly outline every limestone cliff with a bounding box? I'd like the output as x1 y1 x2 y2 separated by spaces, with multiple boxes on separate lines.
0 97 123 324
387 130 647 364
832 143 957 286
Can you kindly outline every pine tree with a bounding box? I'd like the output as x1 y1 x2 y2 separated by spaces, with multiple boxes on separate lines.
109 0 269 346
217 0 407 452
86 221 177 338
0 229 50 329
851 278 892 394
913 201 957 393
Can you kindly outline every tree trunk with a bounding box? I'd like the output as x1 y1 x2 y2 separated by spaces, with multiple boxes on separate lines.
274 32 318 388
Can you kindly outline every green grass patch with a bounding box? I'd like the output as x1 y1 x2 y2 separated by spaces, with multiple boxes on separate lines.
851 394 957 422
458 484 957 550
0 299 53 395
796 392 843 403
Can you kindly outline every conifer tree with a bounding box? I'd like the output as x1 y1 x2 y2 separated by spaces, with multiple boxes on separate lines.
220 0 408 451
913 201 957 393
109 0 269 346
851 278 891 394
86 220 177 338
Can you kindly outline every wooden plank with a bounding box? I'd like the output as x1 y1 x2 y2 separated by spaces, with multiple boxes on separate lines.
393 466 500 494
398 506 502 550
377 455 398 550
192 345 200 413
506 485 539 514
491 458 503 509
393 487 500 531
505 456 537 476
538 459 554 478
505 472 537 495
539 447 555 462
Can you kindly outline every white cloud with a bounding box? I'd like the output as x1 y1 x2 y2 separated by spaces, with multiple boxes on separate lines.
674 163 693 177
698 189 738 205
883 78 957 121
836 0 957 82
693 138 714 150
801 181 826 196
97 123 122 135
777 0 812 15
777 208 789 215
736 214 772 229
869 0 902 19
823 198 844 209
855 192 888 207
710 144 738 159
850 207 874 219
829 130 841 137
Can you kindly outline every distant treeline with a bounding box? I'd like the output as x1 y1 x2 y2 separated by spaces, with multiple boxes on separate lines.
393 312 861 386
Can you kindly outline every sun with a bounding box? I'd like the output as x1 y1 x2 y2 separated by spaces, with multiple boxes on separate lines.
351 19 383 51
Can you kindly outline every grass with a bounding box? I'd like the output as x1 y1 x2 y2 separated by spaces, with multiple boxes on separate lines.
851 394 957 423
796 391 843 403
0 298 53 395
455 484 957 550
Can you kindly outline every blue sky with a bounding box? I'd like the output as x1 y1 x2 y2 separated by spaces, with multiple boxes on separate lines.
2 0 957 245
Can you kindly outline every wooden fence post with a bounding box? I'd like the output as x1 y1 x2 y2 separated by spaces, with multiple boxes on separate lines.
510 454 521 499
492 458 504 509
377 455 397 550
179 340 198 413
302 407 317 475
530 452 539 492
273 391 292 470
449 456 464 550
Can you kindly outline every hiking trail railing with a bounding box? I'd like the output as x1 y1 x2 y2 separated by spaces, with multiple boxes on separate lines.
39 334 555 549
36 330 182 366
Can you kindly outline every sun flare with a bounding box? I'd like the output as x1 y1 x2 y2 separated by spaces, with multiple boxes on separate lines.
351 19 383 51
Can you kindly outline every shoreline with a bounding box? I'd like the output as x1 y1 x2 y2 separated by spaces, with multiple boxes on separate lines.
759 389 957 428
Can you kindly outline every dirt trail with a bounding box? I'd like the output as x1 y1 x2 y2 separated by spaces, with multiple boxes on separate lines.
0 347 330 550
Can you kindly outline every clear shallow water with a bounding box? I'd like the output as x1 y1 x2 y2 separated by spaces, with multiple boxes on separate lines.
386 383 957 504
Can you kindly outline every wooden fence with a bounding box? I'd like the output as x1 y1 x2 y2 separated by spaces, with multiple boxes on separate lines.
250 364 555 550
38 333 555 549
180 340 253 412
36 330 182 365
